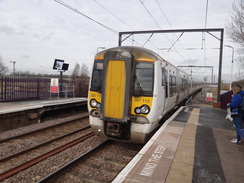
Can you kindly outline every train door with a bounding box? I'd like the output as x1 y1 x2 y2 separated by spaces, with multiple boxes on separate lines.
159 66 167 116
162 68 168 98
101 50 133 124
163 66 177 112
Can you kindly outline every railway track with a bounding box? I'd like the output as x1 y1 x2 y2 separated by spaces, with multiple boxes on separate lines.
0 131 94 181
37 140 111 183
0 125 91 163
0 113 89 143
38 141 143 183
0 112 143 182
0 114 103 182
0 115 90 161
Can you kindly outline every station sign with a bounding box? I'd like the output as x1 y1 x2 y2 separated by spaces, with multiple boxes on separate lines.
53 59 69 71
206 92 213 101
50 78 59 93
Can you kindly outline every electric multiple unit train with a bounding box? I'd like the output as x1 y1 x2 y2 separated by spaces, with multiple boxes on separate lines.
88 46 202 144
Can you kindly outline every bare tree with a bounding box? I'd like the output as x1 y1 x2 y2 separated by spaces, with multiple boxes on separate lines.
0 56 8 75
226 0 244 48
226 1 244 72
236 55 244 78
71 62 90 97
71 62 89 80
80 63 89 78
71 63 81 81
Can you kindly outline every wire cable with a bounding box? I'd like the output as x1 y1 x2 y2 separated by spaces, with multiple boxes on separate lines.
155 0 193 62
54 0 144 46
139 0 162 29
139 0 189 64
94 0 135 30
54 0 118 34
94 0 166 50
155 0 173 29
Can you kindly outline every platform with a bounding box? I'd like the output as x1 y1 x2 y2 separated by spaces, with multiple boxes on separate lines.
0 98 87 132
0 98 87 115
113 105 244 183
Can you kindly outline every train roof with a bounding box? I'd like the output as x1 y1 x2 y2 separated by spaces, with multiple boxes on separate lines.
95 46 165 62
95 46 189 77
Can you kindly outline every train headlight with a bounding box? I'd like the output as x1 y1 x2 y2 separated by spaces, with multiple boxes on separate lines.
135 108 141 114
90 99 101 109
96 103 101 109
141 105 149 114
135 105 150 114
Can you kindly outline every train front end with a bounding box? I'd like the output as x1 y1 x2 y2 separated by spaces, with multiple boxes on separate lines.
88 46 162 144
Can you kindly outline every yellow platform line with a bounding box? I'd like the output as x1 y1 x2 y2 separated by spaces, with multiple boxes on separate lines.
165 108 200 183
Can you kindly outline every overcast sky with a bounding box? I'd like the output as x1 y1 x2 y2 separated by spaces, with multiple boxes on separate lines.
0 0 240 82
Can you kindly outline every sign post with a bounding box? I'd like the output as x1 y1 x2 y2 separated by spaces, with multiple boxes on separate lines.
52 59 69 98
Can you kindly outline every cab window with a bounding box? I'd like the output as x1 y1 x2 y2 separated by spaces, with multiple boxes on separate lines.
133 61 154 96
90 60 103 92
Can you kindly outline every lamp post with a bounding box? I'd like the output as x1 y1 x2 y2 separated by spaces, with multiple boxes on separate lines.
97 47 105 53
10 61 16 76
225 45 234 90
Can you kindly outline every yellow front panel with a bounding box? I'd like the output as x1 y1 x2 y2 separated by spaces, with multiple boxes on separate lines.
104 60 125 119
89 91 101 109
131 96 153 116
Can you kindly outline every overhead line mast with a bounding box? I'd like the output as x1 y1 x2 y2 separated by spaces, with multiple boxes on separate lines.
118 28 224 104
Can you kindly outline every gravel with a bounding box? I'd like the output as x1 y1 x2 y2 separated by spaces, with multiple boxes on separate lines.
0 112 142 183
0 113 87 140
2 136 107 183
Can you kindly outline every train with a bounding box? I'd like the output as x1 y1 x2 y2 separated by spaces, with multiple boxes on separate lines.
88 46 202 144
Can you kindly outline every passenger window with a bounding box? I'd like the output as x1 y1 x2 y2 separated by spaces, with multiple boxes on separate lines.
162 68 168 98
162 69 166 86
181 79 188 92
170 75 176 96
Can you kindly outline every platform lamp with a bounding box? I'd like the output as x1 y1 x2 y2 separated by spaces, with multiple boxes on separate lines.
10 61 16 76
224 45 234 91
97 47 105 53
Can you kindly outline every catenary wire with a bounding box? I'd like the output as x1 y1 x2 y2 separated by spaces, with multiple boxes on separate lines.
94 0 160 48
155 0 193 63
54 0 118 34
54 0 143 46
139 0 188 63
93 0 174 60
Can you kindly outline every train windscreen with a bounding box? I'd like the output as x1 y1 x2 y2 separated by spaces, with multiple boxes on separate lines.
90 60 103 92
133 61 154 96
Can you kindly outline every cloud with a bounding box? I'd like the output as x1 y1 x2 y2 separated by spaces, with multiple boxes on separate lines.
182 58 200 65
0 0 238 81
22 54 30 59
0 25 23 35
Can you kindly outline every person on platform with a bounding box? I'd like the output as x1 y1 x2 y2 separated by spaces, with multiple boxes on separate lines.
239 129 244 140
227 85 244 144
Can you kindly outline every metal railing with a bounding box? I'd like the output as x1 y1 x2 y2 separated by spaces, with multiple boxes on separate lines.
0 76 87 102
49 83 75 99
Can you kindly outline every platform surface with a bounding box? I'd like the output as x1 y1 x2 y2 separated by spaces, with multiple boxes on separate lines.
0 98 87 115
113 105 244 183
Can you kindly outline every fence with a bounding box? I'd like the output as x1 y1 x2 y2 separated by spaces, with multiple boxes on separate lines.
49 83 75 99
0 76 88 102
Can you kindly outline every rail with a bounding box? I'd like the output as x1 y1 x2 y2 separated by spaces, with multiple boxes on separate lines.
37 140 110 183
0 114 89 143
0 125 91 163
0 132 94 181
